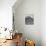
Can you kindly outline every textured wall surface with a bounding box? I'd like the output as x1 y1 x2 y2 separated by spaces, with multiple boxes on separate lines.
13 0 41 46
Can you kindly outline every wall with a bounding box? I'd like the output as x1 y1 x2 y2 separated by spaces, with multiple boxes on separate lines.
0 0 16 30
13 0 41 46
41 0 46 46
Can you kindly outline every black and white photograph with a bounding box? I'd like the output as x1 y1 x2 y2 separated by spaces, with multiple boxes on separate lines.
25 15 34 25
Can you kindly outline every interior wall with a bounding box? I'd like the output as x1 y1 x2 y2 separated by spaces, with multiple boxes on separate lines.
0 0 16 30
13 0 41 46
41 0 46 46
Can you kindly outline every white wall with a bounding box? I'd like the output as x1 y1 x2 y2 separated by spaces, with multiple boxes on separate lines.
0 0 16 30
41 0 46 46
13 0 41 46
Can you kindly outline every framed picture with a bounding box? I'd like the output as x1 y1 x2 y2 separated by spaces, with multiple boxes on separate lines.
25 14 34 25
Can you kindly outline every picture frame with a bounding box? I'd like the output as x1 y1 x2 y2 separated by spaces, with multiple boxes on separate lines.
25 14 34 25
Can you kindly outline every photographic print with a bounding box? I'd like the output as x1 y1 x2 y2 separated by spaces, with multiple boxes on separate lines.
25 14 34 25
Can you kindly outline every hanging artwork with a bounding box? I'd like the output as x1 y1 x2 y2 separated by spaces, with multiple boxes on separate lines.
25 14 34 25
